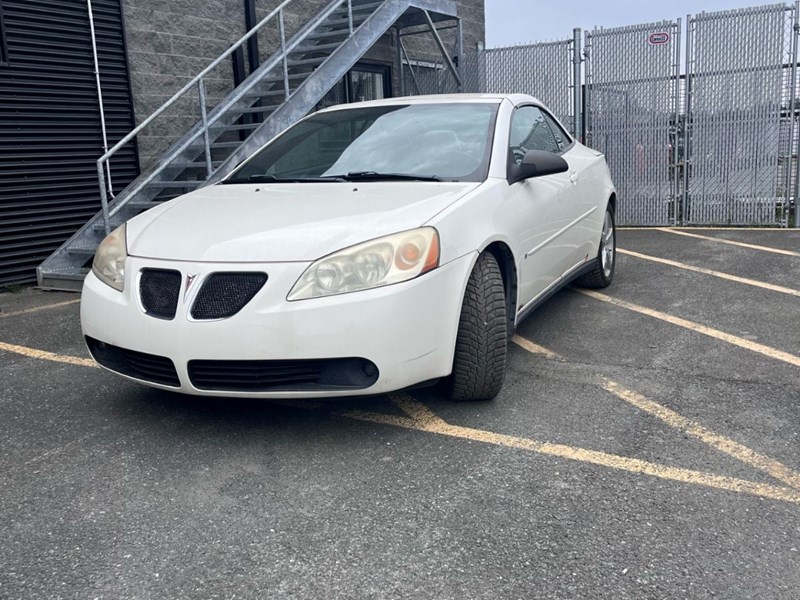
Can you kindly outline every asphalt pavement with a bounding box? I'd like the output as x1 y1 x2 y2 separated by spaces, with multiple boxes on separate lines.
1 228 799 599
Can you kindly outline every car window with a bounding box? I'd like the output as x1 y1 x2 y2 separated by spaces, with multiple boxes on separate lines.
230 103 499 183
541 111 571 152
509 106 560 163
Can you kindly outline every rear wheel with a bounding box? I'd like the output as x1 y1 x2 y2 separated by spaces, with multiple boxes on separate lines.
448 252 507 401
575 206 615 289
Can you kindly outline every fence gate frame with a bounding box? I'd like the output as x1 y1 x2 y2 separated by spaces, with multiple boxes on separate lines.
683 3 799 227
584 20 683 226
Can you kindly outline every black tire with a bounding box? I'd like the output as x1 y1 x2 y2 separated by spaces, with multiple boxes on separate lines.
575 205 616 289
448 252 507 401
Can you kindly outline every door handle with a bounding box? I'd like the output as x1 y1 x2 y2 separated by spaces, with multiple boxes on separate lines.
569 171 579 184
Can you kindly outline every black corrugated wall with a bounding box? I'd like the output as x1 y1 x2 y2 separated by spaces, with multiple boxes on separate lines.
0 0 139 286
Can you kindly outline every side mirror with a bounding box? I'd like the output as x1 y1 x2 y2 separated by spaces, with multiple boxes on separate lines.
508 149 569 185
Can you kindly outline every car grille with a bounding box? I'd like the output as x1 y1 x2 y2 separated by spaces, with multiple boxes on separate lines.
190 272 268 320
139 268 182 319
85 337 180 387
187 358 379 392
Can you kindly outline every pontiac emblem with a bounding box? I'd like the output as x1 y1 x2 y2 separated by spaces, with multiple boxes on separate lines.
184 273 199 300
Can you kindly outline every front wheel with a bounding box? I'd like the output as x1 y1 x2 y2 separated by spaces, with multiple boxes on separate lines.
575 206 615 289
448 252 507 401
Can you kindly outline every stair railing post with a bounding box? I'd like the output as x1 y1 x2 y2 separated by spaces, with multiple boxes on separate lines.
347 0 354 35
198 78 213 177
279 8 290 100
97 160 111 235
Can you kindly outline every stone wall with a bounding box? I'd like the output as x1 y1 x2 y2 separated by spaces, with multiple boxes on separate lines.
121 0 485 169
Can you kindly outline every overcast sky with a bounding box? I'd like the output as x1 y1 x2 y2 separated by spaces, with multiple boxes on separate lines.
485 0 781 47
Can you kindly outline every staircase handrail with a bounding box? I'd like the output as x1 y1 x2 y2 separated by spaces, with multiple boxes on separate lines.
95 0 356 234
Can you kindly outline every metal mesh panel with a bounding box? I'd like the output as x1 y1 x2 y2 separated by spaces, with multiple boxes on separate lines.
685 4 795 225
585 21 681 226
191 272 268 320
484 41 575 133
139 269 182 320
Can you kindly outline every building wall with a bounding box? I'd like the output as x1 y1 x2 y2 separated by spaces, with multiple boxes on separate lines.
121 0 485 168
0 0 139 286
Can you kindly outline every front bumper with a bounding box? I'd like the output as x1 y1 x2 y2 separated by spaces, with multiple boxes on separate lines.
81 253 476 398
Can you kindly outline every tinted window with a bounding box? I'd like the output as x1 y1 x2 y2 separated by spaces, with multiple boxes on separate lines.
231 103 499 183
509 106 560 162
541 111 571 152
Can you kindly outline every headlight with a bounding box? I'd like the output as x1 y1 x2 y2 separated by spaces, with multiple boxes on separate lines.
288 227 440 300
92 224 127 291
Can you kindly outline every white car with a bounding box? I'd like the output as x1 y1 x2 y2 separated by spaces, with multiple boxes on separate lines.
82 94 616 401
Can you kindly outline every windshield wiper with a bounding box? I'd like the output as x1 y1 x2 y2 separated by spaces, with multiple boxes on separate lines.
332 171 444 182
222 174 345 184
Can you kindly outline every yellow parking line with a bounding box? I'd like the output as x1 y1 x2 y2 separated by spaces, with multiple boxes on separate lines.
343 394 800 505
618 248 800 297
7 339 800 504
0 341 96 368
512 334 800 492
577 289 800 369
655 228 800 257
511 334 564 360
600 379 800 490
0 298 80 319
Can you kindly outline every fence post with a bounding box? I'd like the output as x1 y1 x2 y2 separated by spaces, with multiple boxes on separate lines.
572 28 582 141
791 2 800 228
672 18 682 226
682 14 693 227
583 30 591 147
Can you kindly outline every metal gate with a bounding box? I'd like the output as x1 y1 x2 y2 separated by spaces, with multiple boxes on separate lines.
684 4 797 226
585 21 682 226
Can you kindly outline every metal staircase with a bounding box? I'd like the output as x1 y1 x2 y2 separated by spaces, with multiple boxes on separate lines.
38 0 459 290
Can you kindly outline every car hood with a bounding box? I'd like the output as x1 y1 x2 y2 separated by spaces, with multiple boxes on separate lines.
126 181 479 262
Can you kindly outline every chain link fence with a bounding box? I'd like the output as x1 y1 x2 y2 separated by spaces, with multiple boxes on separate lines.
684 4 796 226
399 3 800 226
585 21 681 226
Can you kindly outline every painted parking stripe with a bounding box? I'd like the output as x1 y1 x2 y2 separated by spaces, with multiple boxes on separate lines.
0 340 96 368
618 248 800 297
655 228 800 257
511 336 800 491
0 298 80 319
344 393 800 505
5 338 800 504
600 379 800 490
577 289 800 369
510 334 563 360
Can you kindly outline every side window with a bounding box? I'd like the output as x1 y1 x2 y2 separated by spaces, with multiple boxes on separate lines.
508 106 559 164
541 112 571 152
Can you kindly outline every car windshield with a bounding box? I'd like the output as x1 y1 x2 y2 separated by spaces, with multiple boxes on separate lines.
225 102 499 184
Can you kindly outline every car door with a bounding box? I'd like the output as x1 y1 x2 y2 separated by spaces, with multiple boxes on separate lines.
504 105 575 307
540 110 599 270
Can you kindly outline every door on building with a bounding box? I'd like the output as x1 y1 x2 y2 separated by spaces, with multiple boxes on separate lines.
316 63 391 110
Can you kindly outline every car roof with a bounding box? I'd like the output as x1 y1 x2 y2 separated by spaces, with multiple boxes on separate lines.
315 93 542 112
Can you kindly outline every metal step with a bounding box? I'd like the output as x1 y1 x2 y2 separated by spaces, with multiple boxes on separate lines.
287 56 328 67
37 266 89 292
209 142 242 150
213 122 260 131
66 243 100 257
231 105 280 114
292 41 343 53
147 180 203 188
